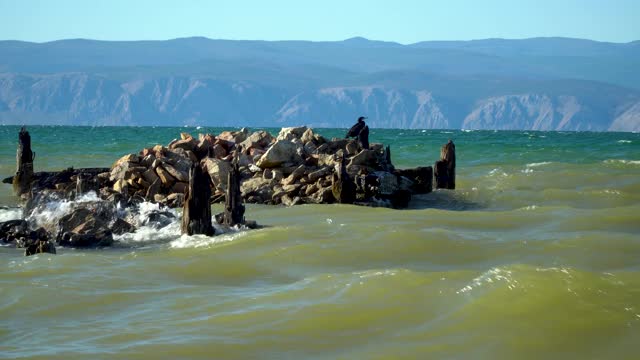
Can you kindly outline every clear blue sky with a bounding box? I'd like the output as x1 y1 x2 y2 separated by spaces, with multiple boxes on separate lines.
0 0 638 43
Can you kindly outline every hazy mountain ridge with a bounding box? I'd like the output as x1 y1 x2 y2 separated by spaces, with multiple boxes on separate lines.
0 37 638 131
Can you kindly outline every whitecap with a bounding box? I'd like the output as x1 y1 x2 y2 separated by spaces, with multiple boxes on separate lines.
526 161 552 168
457 267 518 294
617 140 632 144
114 221 181 245
604 159 640 165
0 207 22 222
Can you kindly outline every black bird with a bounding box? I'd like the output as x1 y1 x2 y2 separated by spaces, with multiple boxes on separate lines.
346 116 367 138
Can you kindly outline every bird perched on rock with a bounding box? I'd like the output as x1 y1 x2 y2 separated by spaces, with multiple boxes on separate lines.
346 116 367 138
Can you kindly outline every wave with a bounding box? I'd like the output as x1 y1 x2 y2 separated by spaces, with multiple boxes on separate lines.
617 140 632 143
604 159 640 165
526 161 552 168
0 207 21 222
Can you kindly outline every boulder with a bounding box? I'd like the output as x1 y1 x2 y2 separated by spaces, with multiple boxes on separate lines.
56 207 115 247
309 186 335 204
113 179 127 194
301 128 316 144
0 219 29 244
218 128 249 144
162 163 188 182
303 142 318 156
170 138 197 152
307 166 332 182
256 140 303 168
348 149 378 167
24 240 56 256
171 182 188 194
166 148 197 164
112 218 136 235
281 195 303 207
239 131 274 152
374 171 399 195
202 158 232 191
211 144 227 159
141 210 175 229
139 153 154 166
395 167 433 194
146 179 161 199
112 154 140 167
59 230 113 248
142 169 159 184
109 161 130 182
263 168 283 182
282 165 307 186
314 153 337 167
241 177 275 203
277 126 308 141
156 166 177 187
166 193 185 208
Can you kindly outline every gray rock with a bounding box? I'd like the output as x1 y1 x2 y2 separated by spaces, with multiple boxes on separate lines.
256 140 303 168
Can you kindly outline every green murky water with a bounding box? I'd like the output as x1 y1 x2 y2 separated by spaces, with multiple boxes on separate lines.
1 126 639 359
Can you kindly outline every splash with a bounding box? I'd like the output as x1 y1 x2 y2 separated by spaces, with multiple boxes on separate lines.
0 207 22 222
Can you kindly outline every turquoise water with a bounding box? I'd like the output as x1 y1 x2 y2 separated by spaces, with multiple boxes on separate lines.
1 126 640 359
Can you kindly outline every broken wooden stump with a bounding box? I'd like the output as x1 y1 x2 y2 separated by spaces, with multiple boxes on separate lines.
222 154 245 227
76 172 99 197
434 140 456 189
181 163 214 236
332 153 356 204
395 166 433 194
13 127 34 196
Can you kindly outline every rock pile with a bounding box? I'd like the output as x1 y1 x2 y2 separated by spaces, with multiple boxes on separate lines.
98 126 433 208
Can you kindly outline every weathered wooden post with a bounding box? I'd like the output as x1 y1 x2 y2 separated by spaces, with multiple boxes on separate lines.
13 127 34 196
181 163 215 236
76 172 98 197
332 153 356 204
434 140 456 189
222 152 245 227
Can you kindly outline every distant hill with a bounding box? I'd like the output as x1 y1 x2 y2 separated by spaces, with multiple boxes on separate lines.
0 37 638 131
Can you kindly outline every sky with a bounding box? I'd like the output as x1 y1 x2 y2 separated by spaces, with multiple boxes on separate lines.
0 0 638 44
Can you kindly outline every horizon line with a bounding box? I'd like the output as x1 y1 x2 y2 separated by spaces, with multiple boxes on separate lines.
1 35 638 46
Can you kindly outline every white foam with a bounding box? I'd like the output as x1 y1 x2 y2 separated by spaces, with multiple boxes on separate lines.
169 230 246 249
26 191 103 232
604 159 640 165
617 140 632 144
0 207 22 222
526 162 552 168
114 221 181 245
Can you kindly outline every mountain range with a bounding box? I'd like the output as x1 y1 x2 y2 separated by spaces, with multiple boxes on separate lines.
0 36 638 131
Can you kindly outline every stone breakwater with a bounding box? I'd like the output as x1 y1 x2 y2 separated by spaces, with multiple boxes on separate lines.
1 126 445 254
101 126 435 209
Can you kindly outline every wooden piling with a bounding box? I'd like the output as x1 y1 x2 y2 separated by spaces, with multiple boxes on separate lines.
13 127 34 196
332 153 356 204
434 140 456 189
181 163 215 236
222 153 245 227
